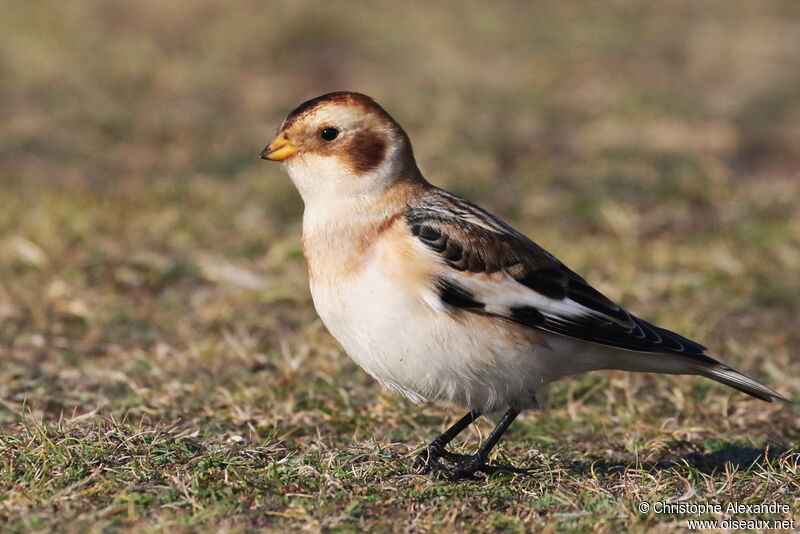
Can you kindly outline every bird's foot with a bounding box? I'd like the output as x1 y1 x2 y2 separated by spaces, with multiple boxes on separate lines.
414 443 454 473
449 454 529 481
415 444 528 479
414 442 474 472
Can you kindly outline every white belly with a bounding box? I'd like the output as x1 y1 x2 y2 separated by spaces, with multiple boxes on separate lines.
299 203 613 413
309 254 556 412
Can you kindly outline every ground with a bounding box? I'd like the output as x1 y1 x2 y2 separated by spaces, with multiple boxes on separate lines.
1 1 799 532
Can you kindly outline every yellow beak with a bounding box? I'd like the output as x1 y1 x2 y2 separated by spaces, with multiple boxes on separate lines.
260 131 301 161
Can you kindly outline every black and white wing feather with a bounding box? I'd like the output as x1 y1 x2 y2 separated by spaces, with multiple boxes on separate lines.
407 187 714 364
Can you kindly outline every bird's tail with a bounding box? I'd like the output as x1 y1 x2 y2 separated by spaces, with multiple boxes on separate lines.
603 350 791 403
696 361 790 403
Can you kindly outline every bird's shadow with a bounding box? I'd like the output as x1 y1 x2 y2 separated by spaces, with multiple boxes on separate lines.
401 439 793 481
435 441 792 482
539 441 792 479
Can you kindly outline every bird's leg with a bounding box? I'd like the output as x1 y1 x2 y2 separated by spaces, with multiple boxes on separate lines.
450 407 524 480
414 410 480 473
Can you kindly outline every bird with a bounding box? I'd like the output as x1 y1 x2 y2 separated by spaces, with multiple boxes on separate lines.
260 91 790 479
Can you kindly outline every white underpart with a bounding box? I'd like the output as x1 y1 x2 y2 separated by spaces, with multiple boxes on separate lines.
309 245 532 411
305 234 639 412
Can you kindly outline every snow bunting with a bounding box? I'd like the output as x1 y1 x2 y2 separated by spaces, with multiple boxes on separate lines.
261 91 789 479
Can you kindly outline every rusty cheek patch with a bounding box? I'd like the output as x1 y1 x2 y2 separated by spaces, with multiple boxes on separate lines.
343 130 387 174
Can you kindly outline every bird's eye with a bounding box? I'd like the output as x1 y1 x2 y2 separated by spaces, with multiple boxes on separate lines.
320 127 339 141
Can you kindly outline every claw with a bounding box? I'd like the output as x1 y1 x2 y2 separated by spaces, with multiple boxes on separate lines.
413 454 436 473
413 444 446 473
414 443 470 473
415 445 529 479
448 454 530 480
448 454 485 480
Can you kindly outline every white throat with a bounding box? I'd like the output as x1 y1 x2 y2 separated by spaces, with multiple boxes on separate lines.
283 151 406 226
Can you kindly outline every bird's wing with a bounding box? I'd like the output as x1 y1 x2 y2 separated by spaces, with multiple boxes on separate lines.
406 187 712 362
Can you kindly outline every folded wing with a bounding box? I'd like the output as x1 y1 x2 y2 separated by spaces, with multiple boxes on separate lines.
406 187 713 364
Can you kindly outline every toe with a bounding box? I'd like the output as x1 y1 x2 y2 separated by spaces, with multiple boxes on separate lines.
413 448 445 473
448 454 484 480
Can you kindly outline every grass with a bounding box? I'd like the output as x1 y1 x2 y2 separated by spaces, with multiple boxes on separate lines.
1 1 799 532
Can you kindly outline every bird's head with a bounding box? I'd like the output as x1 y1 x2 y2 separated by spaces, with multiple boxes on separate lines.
261 92 420 205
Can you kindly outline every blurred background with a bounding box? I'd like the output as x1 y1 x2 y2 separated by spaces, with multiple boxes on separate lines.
2 0 799 454
2 1 800 530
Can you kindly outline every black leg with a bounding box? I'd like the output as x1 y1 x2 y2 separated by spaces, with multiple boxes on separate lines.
414 410 480 472
450 407 522 480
